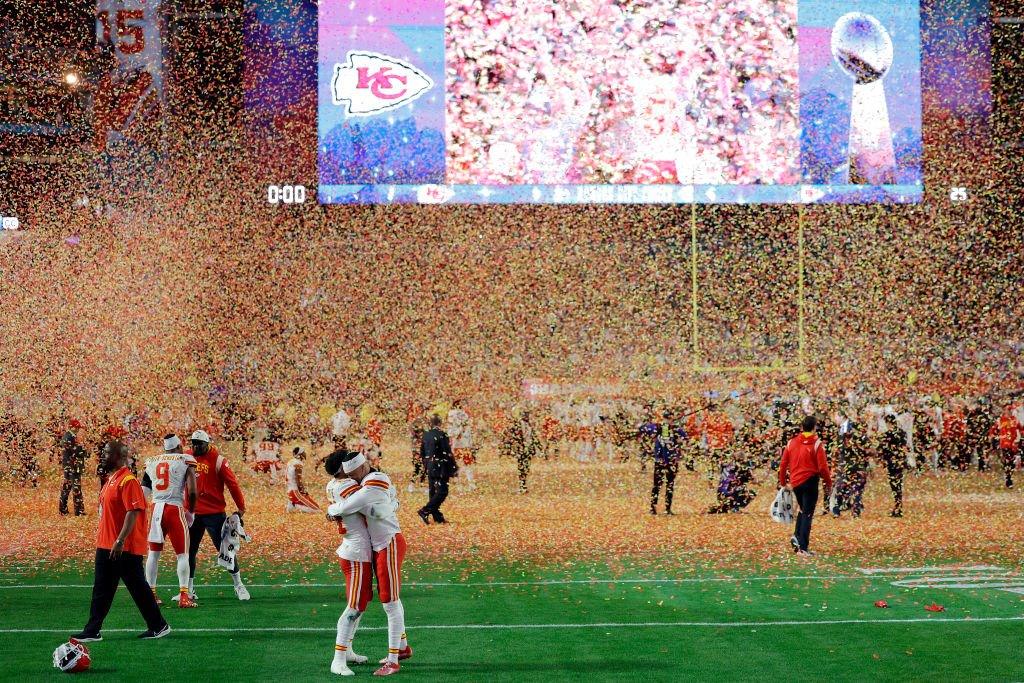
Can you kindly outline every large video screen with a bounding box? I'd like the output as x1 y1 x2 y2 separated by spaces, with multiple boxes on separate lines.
244 0 990 205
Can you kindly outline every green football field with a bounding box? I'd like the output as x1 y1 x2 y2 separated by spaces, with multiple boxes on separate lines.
5 558 1024 681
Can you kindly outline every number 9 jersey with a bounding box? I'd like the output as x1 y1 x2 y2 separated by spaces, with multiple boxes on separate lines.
144 453 197 507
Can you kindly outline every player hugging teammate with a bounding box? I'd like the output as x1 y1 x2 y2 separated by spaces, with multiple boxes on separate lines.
325 449 410 677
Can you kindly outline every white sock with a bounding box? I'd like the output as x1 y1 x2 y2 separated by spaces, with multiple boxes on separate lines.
334 607 361 663
188 577 194 593
175 554 190 594
232 571 243 587
145 550 160 588
347 612 364 658
400 630 408 650
382 600 405 663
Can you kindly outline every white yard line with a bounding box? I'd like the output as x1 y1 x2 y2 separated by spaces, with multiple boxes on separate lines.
4 616 1024 634
0 575 876 589
892 577 1019 589
856 565 1005 575
894 580 1024 590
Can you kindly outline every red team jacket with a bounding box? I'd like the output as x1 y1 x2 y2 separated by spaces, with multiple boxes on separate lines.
992 414 1022 452
187 445 246 516
779 432 833 490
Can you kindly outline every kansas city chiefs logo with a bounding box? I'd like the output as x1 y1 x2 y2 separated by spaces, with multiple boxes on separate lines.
332 51 433 117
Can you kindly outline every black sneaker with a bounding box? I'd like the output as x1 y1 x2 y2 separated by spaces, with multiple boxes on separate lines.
665 510 675 516
70 632 102 642
138 623 171 640
790 535 800 552
417 510 431 525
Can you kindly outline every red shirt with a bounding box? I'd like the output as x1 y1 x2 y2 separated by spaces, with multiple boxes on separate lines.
779 432 832 489
943 411 966 442
97 467 148 555
993 415 1022 451
187 445 246 515
704 414 735 450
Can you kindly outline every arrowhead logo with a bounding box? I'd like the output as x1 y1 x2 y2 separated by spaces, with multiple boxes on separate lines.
332 51 433 117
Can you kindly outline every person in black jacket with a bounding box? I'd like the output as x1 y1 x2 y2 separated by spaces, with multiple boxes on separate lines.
59 420 87 516
418 415 456 524
833 415 870 517
502 409 539 493
879 414 908 518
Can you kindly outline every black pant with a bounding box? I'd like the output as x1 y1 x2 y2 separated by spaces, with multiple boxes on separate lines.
421 476 449 522
842 469 867 516
59 475 85 515
793 476 820 551
188 512 238 578
887 468 904 515
651 460 678 512
517 455 532 492
1001 449 1017 487
82 549 166 636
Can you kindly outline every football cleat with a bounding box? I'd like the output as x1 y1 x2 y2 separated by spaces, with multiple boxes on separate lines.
178 592 198 608
347 650 368 664
379 646 412 663
235 583 251 601
171 591 198 603
331 660 355 676
373 662 400 676
138 623 171 639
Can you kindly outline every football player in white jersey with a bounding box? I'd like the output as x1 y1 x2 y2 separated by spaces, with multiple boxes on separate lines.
327 451 409 677
252 433 283 483
324 451 372 676
285 447 321 513
446 401 477 490
141 434 198 607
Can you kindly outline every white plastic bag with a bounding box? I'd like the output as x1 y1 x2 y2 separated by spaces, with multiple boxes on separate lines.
770 488 795 524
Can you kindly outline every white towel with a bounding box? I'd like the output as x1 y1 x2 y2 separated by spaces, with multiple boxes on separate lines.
217 513 251 570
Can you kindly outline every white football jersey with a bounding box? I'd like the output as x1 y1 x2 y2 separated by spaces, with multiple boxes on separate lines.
359 472 401 551
254 440 281 463
326 471 401 552
447 408 473 449
326 477 372 562
145 452 196 507
286 459 301 492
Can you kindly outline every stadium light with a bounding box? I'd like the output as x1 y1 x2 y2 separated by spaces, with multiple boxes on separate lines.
64 70 81 88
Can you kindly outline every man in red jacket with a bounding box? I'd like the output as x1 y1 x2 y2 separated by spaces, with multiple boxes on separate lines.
992 407 1022 488
184 430 249 601
778 415 832 556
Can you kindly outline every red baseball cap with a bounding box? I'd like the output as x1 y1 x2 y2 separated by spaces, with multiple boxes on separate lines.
69 419 83 429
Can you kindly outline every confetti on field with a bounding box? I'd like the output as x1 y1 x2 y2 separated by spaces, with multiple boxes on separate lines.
0 0 1020 588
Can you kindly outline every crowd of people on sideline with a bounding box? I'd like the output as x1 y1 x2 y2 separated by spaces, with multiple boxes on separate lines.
3 388 1017 531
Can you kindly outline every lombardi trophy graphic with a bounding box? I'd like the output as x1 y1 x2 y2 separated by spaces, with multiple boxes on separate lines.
831 12 896 185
